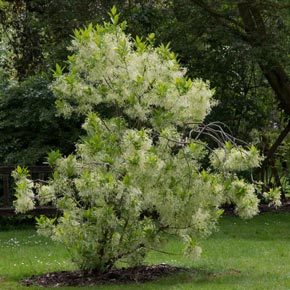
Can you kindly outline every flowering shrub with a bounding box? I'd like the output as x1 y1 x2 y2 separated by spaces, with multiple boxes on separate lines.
14 7 262 273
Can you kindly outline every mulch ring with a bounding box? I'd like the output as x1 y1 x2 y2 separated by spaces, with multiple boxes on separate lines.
22 264 190 287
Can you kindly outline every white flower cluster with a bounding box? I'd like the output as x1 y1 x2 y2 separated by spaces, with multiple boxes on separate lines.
182 234 203 260
51 19 215 134
37 184 56 205
210 144 263 172
229 179 259 219
12 167 35 213
263 187 282 208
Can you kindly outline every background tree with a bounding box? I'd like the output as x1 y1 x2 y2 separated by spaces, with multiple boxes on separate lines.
0 75 83 165
148 0 290 196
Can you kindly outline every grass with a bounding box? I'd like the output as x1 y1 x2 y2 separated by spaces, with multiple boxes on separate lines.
1 212 290 289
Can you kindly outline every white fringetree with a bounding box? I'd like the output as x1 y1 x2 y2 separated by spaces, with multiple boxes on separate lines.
13 7 270 273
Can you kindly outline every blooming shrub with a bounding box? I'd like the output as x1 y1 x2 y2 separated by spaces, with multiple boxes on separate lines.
14 7 262 273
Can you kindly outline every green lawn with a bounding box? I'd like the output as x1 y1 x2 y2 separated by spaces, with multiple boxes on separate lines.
1 212 290 289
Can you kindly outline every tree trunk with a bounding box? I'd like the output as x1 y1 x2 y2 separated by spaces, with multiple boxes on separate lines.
238 2 290 116
238 2 290 195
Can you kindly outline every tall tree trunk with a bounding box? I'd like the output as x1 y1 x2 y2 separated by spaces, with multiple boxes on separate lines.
238 2 290 116
238 2 290 195
190 0 290 193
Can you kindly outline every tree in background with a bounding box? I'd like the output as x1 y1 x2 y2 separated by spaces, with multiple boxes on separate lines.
0 0 98 164
0 75 82 165
148 0 290 197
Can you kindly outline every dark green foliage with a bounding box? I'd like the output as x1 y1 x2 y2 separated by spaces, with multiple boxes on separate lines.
0 214 36 230
1 1 170 78
143 1 276 141
0 0 102 78
0 75 83 165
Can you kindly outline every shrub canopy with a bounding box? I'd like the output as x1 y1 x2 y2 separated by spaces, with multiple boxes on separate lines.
14 8 263 273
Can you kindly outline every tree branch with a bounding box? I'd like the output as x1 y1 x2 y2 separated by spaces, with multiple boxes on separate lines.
189 0 248 40
264 119 290 163
238 2 290 116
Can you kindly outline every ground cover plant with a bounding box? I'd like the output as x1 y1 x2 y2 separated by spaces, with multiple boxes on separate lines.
12 7 268 275
1 212 290 289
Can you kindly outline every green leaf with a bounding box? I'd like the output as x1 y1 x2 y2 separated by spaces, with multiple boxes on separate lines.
52 64 65 78
146 33 155 45
225 141 233 151
109 5 120 25
111 5 117 17
15 166 29 176
134 36 146 52
0 0 8 10
47 150 61 167
123 174 131 186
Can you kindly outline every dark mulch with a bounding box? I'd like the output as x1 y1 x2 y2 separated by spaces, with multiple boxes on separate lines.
22 264 190 287
259 200 290 213
223 199 290 215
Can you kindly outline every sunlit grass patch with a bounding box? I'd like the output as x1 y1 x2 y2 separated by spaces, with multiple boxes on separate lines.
1 212 290 289
0 228 74 282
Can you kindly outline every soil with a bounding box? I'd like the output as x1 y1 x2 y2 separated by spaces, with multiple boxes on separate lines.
22 264 190 287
